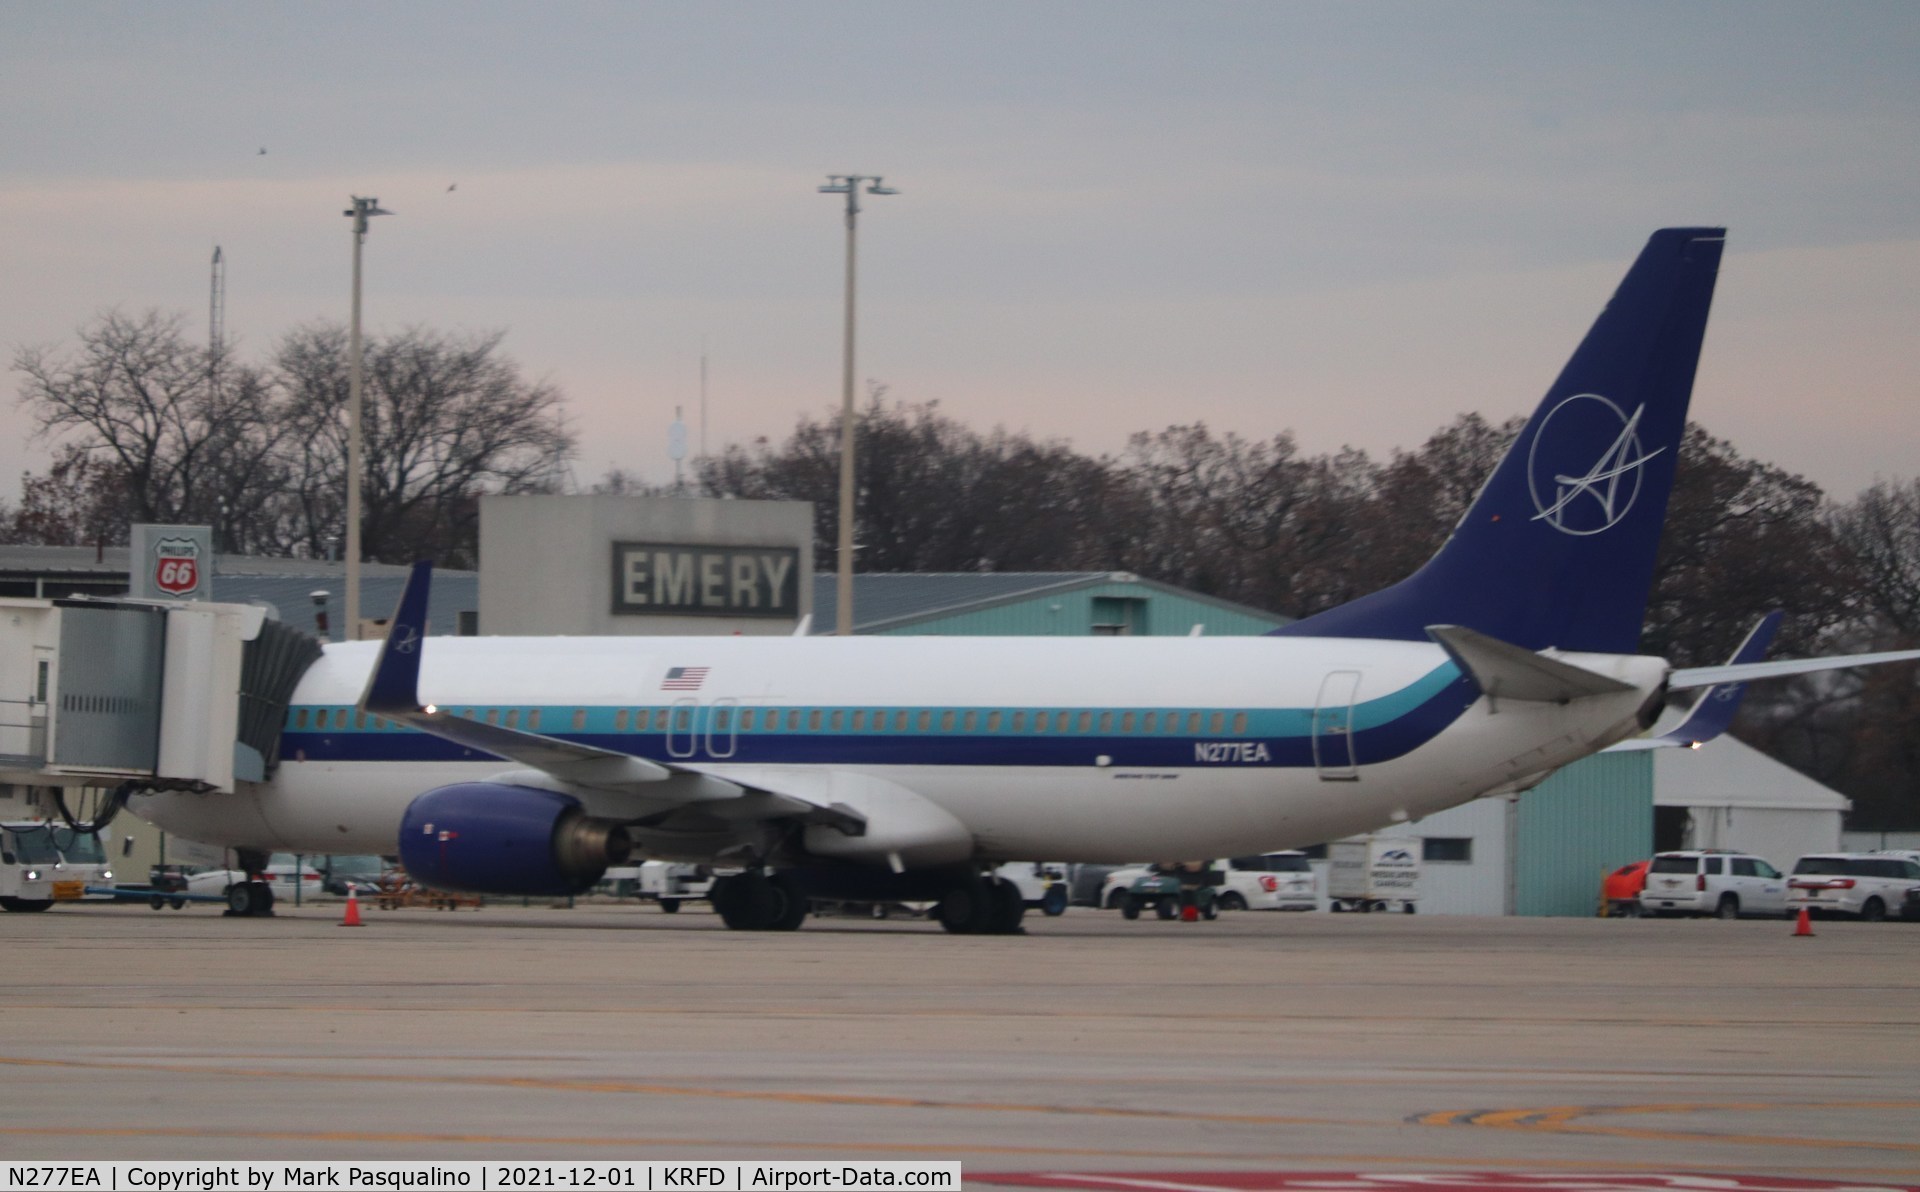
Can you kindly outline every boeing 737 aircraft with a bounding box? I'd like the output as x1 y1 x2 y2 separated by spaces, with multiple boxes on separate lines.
125 227 1920 934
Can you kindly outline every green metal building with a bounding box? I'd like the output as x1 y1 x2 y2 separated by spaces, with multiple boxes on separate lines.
810 571 1288 637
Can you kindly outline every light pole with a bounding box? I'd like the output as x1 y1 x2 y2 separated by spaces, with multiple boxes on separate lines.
343 196 391 640
818 174 897 636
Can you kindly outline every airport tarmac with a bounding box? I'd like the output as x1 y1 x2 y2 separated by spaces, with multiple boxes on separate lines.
0 901 1916 1185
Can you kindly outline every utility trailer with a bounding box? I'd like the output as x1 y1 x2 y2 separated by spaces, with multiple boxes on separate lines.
1328 835 1421 913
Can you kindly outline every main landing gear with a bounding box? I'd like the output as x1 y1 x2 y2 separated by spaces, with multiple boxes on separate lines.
934 874 1025 936
709 871 809 932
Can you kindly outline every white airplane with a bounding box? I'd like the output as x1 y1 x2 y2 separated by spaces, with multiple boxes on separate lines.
126 227 1920 934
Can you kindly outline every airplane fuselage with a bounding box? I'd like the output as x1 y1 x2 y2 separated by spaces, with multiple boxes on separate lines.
130 633 1667 864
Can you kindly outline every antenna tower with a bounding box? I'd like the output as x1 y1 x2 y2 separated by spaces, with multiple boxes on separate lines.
209 246 226 357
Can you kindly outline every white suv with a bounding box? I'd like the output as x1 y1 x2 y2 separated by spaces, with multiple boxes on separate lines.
1787 853 1920 922
1639 850 1788 919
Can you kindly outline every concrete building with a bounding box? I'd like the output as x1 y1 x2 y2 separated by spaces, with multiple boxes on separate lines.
479 495 813 637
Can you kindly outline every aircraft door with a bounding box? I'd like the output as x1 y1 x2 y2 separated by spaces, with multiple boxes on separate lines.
706 697 739 759
1312 670 1361 781
667 697 699 759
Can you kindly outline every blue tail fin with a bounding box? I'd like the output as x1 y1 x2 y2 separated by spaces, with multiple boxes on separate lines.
1272 227 1725 654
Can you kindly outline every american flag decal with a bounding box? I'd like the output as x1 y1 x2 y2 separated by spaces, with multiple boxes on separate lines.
661 666 710 691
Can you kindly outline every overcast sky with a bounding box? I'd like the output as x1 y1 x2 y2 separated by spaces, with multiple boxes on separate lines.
3 1 1917 504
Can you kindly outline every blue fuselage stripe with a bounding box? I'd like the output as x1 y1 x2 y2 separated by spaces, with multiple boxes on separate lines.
280 665 1479 770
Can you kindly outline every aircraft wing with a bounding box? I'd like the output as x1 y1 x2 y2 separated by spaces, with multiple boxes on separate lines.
355 562 856 831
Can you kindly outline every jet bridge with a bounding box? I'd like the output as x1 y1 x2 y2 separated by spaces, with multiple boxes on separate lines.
0 596 320 793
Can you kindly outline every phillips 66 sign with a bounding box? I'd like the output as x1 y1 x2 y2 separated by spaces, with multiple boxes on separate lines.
129 524 212 601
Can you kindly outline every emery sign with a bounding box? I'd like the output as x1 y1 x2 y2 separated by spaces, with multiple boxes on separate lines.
612 543 800 618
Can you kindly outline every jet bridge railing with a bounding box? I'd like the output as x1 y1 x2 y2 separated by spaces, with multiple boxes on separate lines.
0 698 46 768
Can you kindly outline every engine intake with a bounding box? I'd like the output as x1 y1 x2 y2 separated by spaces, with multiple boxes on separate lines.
398 783 632 896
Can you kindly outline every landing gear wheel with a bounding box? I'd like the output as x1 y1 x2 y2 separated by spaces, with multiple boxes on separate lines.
766 874 809 931
986 878 1025 934
938 876 1023 934
225 882 274 917
711 872 807 931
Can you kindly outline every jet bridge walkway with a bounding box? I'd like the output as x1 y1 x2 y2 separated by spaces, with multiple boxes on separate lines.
0 595 320 794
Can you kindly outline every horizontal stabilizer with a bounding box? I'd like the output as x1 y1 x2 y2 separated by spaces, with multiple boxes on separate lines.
1427 624 1636 703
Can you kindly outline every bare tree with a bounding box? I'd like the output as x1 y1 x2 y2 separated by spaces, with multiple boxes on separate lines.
13 310 287 546
274 324 576 567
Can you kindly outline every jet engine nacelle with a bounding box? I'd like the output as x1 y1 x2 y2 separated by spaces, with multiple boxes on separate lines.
397 783 632 896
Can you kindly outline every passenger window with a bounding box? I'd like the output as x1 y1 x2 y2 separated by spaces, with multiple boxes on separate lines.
987 711 1002 732
528 710 541 730
1058 711 1072 734
673 706 693 732
572 709 587 732
1098 712 1112 733
295 709 309 730
1209 712 1225 734
1187 712 1202 733
741 709 756 731
506 709 519 729
940 710 955 731
615 709 629 731
1076 711 1091 733
1139 712 1155 733
893 710 907 732
963 711 978 732
1119 712 1134 733
809 710 822 731
786 709 800 731
483 709 498 727
1033 711 1048 732
715 707 732 731
830 710 844 731
852 710 866 731
336 709 352 729
1232 712 1247 734
1012 711 1025 733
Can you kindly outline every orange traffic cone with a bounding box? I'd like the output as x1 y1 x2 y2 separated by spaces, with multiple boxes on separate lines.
340 883 363 927
1792 907 1813 937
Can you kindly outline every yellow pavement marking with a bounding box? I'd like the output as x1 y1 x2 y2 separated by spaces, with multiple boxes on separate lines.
1419 1098 1920 1154
0 1054 1355 1129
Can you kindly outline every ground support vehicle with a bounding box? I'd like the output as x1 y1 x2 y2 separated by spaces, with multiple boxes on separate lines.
1601 859 1651 917
993 862 1071 916
1787 853 1920 921
0 821 115 912
1119 864 1221 921
1328 836 1421 913
1639 849 1788 919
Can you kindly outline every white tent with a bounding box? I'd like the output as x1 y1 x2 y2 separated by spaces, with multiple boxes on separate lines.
1653 736 1850 870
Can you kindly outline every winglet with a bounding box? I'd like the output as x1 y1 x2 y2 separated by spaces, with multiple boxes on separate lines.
1653 610 1781 747
359 560 433 714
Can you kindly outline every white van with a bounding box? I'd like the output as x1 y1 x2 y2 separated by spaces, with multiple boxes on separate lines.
1788 853 1920 922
